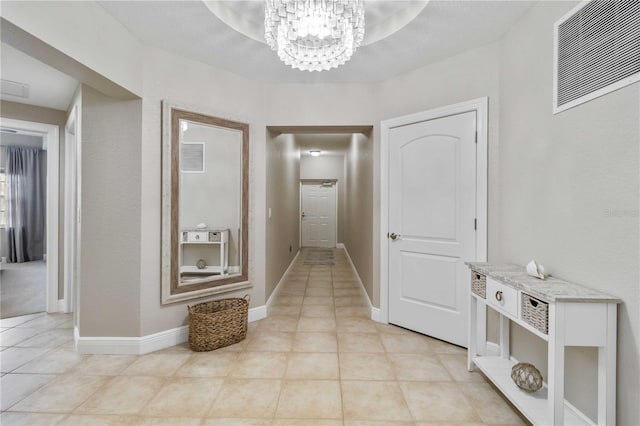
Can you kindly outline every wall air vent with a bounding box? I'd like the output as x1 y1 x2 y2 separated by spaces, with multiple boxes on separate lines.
554 0 640 113
0 79 30 99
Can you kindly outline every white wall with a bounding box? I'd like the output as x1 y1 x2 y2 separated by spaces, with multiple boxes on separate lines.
499 2 639 423
265 132 301 300
300 154 345 244
0 1 143 97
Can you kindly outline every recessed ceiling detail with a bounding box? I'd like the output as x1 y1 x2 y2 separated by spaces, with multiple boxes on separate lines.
203 1 429 47
98 1 535 83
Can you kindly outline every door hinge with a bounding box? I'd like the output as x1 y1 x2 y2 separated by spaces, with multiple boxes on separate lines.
474 218 477 230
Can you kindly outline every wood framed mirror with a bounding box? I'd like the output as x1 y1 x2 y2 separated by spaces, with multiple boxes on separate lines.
161 101 249 304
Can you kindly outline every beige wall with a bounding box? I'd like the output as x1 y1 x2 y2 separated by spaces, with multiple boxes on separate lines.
139 46 267 335
300 154 345 244
0 100 68 299
498 2 639 423
344 133 374 302
79 85 142 337
265 132 301 300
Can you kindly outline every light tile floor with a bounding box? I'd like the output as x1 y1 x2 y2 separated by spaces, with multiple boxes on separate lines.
1 249 527 425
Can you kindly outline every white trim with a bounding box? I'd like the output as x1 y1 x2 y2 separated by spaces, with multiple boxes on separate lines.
379 97 489 326
57 299 66 312
0 118 59 313
266 250 301 311
341 245 376 319
370 307 381 322
64 105 79 314
75 305 267 355
336 243 345 249
248 305 267 322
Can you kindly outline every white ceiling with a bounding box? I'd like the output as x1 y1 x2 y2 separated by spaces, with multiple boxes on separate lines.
296 134 352 156
0 43 78 111
98 0 536 84
0 1 535 111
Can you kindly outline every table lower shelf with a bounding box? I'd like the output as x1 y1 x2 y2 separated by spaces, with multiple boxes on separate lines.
472 356 590 425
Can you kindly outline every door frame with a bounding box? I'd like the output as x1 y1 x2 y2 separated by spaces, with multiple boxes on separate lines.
63 105 79 313
379 97 488 324
299 179 338 248
0 117 60 313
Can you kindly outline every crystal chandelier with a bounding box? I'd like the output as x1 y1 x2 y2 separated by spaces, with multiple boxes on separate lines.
264 0 365 72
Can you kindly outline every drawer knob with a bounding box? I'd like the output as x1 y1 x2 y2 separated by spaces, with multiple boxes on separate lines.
195 235 200 240
495 291 503 302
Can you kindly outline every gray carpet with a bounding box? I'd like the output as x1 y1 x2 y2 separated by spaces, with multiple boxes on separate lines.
303 248 336 265
0 260 46 319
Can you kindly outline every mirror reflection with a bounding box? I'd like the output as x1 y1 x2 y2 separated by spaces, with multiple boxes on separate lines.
161 103 249 305
179 120 241 284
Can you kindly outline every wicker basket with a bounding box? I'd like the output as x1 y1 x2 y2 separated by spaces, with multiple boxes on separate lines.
188 296 249 352
471 272 487 298
521 293 549 334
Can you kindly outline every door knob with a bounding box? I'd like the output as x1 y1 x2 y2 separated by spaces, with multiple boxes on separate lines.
389 232 400 240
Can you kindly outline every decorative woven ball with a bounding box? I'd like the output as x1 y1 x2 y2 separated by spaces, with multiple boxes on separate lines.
511 362 543 392
196 259 207 269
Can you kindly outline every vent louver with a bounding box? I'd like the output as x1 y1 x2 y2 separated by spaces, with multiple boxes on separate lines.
554 0 640 113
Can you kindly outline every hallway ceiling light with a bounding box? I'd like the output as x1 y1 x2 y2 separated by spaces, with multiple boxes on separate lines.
264 0 365 72
309 150 321 156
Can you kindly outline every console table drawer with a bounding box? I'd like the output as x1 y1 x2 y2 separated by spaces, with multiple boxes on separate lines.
183 231 209 242
486 277 518 317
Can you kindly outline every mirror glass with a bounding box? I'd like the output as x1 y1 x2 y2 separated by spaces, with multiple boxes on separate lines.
162 103 249 304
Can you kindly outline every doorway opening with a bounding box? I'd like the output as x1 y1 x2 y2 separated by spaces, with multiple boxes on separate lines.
0 118 59 319
265 125 375 310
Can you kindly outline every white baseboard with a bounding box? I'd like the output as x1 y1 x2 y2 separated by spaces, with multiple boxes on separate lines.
57 299 66 312
266 250 301 312
370 307 381 322
75 305 267 355
340 245 382 322
248 305 267 322
336 243 345 249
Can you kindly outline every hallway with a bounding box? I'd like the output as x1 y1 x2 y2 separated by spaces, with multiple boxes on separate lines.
1 248 525 424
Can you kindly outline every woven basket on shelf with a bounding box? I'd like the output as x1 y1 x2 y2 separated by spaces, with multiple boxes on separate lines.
188 296 249 352
471 272 487 298
521 293 549 335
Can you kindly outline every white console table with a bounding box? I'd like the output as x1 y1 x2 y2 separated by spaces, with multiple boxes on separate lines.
180 228 229 275
466 263 620 426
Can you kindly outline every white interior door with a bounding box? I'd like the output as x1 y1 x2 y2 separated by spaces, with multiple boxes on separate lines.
388 111 477 347
301 182 336 248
